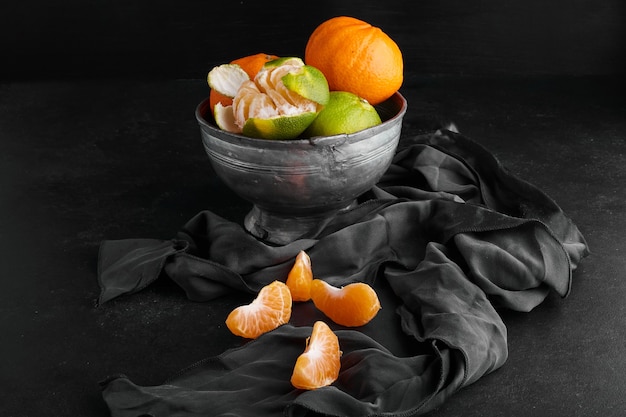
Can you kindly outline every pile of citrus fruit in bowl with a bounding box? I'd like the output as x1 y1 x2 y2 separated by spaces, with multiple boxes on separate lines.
206 15 404 140
196 15 407 245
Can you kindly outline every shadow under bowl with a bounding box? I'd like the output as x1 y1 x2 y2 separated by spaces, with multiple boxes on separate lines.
195 92 407 245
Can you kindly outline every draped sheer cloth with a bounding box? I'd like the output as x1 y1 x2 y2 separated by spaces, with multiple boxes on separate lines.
97 130 589 417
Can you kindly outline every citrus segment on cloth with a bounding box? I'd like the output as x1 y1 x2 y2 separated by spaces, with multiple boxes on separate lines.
225 280 292 339
210 57 330 140
310 279 381 327
305 16 403 105
290 321 342 390
304 91 382 137
209 53 279 111
286 250 314 302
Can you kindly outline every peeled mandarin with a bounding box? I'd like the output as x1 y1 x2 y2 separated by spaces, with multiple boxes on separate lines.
208 53 279 111
208 57 330 140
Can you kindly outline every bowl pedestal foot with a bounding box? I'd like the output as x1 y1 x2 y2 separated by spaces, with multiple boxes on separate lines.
244 202 356 245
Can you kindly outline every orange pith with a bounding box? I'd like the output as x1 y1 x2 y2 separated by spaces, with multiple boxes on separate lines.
209 53 279 111
286 250 313 302
304 16 403 105
225 280 292 339
291 320 342 390
310 279 381 327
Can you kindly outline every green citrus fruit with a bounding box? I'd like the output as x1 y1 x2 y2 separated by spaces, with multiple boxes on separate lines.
303 91 382 137
267 57 330 106
243 112 320 140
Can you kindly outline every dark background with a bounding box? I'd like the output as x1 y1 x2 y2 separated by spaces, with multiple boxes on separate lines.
2 1 626 417
2 0 624 80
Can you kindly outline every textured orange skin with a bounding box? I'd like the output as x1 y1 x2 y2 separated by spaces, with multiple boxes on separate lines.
304 16 403 105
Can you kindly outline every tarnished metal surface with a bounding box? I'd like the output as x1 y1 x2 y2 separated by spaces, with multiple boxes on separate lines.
196 92 407 243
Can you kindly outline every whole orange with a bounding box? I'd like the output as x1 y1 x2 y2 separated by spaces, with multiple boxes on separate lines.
209 53 279 111
304 16 403 105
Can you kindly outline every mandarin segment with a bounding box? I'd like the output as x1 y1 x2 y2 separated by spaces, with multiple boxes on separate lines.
225 280 292 339
310 279 381 327
208 53 279 112
304 16 403 105
290 321 342 390
286 250 314 302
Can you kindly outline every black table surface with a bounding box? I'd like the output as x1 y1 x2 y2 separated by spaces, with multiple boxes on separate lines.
1 75 625 416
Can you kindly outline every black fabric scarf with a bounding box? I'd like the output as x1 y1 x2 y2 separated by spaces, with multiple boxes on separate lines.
97 130 589 417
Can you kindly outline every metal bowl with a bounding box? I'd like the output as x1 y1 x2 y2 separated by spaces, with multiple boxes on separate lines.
195 92 407 244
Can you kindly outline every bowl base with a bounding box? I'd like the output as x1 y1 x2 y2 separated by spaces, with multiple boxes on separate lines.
244 202 356 245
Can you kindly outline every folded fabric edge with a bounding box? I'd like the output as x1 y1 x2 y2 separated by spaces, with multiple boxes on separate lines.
96 238 188 306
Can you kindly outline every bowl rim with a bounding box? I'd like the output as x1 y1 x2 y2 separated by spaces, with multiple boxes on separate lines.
195 91 408 147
